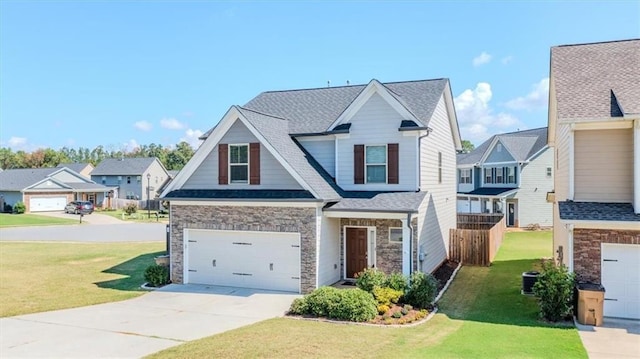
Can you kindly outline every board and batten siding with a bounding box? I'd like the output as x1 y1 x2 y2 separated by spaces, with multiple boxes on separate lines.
298 138 336 178
417 94 457 273
317 216 340 286
182 119 302 190
516 147 553 227
574 128 633 203
336 93 418 191
485 140 516 163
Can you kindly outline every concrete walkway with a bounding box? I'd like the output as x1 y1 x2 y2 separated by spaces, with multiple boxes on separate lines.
577 317 640 358
0 284 299 358
36 211 131 225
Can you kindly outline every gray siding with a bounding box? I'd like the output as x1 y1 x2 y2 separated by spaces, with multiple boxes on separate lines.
144 160 170 201
485 140 516 163
90 160 169 200
50 170 86 183
183 119 302 190
336 93 418 191
298 138 336 178
0 191 23 207
31 180 67 190
515 147 553 227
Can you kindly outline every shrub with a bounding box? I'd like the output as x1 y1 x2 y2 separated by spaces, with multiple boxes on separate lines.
373 287 403 306
327 288 377 322
3 203 13 213
392 311 402 319
377 304 390 315
404 271 439 309
304 286 342 317
144 265 170 287
124 203 137 215
288 298 308 315
385 272 408 292
401 307 409 315
403 304 413 311
532 260 575 322
12 201 26 214
355 268 387 293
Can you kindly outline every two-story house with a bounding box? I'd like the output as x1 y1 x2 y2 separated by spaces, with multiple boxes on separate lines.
548 39 640 320
456 127 553 228
91 157 170 201
161 79 462 294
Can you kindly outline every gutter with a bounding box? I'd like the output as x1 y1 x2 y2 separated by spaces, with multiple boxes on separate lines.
161 197 324 203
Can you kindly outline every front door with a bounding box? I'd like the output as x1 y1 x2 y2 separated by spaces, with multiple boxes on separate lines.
507 202 515 227
346 227 368 279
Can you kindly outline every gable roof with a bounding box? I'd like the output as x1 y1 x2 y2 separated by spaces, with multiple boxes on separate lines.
458 127 548 166
0 168 60 191
57 162 93 173
91 157 158 176
550 39 640 120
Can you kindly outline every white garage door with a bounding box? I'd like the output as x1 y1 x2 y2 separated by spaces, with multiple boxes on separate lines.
29 196 67 212
185 229 301 293
601 243 640 319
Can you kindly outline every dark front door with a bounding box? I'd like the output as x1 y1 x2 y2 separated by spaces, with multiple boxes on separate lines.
507 202 515 227
346 227 368 279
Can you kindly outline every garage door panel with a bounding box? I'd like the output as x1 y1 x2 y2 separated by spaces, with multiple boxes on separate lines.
601 244 640 320
30 197 67 212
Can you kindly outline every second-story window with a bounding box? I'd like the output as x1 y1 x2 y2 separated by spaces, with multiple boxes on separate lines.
365 145 387 183
229 144 249 184
101 176 106 184
460 169 471 184
136 176 141 183
484 168 493 184
496 168 504 184
127 176 131 184
507 167 516 184
546 167 552 178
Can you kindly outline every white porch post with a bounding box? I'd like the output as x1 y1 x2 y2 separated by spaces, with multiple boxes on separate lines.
401 218 411 276
467 197 471 213
634 120 639 213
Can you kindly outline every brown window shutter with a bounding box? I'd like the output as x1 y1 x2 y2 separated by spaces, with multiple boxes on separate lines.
388 143 399 184
354 144 364 184
218 144 228 185
250 142 261 185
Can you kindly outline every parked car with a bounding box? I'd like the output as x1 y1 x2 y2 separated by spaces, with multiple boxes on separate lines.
64 201 94 215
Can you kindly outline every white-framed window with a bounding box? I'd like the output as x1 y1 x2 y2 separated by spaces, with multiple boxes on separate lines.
365 145 386 183
155 176 158 184
484 168 493 184
438 152 442 184
546 167 552 177
117 175 122 184
460 168 471 184
229 144 249 184
497 143 502 152
389 227 403 243
136 176 141 183
101 176 106 184
507 167 516 184
496 167 504 184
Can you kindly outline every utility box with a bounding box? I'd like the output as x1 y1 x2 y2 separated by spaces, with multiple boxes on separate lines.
576 282 605 326
522 271 540 295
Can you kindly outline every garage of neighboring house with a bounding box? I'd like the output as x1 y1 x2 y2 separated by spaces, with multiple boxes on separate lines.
184 229 301 293
601 243 640 320
28 195 69 212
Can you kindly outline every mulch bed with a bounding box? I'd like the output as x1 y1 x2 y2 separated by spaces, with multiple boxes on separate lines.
433 259 460 293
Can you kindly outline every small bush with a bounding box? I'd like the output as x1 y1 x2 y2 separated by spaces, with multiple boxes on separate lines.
304 286 342 317
355 268 387 293
327 288 377 322
401 307 409 315
13 201 26 214
124 203 137 215
392 311 402 319
404 271 439 309
3 203 13 213
288 298 308 315
532 260 575 322
403 304 413 311
144 265 170 287
373 287 403 306
377 304 390 315
385 272 408 292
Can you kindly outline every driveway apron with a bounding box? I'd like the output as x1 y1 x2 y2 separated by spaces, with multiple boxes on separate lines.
576 318 640 358
0 284 299 358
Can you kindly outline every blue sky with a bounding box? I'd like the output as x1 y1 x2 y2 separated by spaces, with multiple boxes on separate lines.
1 1 638 151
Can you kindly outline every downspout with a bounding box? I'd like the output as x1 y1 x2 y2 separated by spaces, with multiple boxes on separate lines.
407 213 414 275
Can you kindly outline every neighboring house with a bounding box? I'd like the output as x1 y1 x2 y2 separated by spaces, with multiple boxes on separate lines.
91 157 170 201
548 39 640 320
161 78 462 294
0 167 112 212
456 127 553 228
56 162 95 179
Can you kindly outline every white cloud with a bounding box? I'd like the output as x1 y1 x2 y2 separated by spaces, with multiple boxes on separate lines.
134 120 153 131
505 78 549 111
8 136 27 148
501 55 514 65
160 118 186 130
472 52 492 67
123 139 140 152
180 129 204 149
454 82 523 144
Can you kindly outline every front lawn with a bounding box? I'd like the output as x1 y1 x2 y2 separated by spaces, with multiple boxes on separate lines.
147 230 587 358
0 241 165 317
97 209 169 223
0 213 78 227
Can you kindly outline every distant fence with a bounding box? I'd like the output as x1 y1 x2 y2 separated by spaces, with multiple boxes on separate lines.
449 214 505 266
114 198 161 211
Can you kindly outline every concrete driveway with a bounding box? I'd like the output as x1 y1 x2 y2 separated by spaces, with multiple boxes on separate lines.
577 317 640 358
0 284 299 358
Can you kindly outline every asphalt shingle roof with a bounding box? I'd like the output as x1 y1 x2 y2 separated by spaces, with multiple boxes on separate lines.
459 187 518 196
57 163 93 173
0 168 59 190
551 39 640 119
458 127 548 165
324 191 426 213
91 158 157 176
558 201 640 222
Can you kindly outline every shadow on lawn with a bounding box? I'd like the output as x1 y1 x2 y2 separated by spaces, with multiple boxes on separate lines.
94 251 165 291
439 258 576 330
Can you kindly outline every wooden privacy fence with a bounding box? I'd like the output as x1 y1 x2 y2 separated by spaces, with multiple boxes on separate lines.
449 214 505 266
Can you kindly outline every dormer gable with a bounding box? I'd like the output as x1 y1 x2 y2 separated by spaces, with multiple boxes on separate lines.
483 139 516 163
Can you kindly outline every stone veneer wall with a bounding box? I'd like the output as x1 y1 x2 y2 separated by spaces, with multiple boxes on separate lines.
573 228 640 283
339 218 419 276
170 205 317 293
23 192 74 213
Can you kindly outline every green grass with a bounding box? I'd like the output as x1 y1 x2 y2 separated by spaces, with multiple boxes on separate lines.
0 213 78 227
147 230 587 359
0 241 165 317
98 209 169 223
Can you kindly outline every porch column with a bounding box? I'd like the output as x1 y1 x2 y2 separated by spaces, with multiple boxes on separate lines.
488 199 493 213
401 218 411 276
634 120 639 213
467 197 471 213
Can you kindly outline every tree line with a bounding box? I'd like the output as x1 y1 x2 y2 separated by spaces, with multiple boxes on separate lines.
0 141 195 171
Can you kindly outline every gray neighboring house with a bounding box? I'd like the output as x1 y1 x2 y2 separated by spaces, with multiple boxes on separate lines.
456 127 553 228
161 78 462 294
56 162 95 179
0 167 111 213
91 157 170 201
